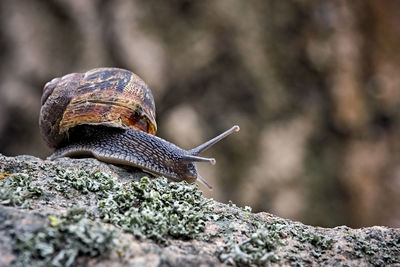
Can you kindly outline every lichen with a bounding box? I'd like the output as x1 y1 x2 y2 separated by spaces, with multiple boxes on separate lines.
290 226 335 253
13 208 119 267
217 211 338 267
99 176 213 243
282 226 336 264
346 232 400 265
219 222 284 266
48 168 116 198
49 169 213 243
0 173 43 208
1 155 400 266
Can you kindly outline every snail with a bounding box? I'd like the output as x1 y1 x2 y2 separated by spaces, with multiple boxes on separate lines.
39 67 239 189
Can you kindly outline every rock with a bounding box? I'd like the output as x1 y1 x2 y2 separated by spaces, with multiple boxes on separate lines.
0 154 399 266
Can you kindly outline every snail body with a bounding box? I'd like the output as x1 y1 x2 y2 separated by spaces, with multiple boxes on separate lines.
40 67 239 189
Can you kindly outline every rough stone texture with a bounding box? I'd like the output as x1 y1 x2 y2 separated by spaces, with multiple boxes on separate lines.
0 154 399 266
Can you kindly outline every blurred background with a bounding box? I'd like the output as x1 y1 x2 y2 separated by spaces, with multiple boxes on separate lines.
1 0 400 228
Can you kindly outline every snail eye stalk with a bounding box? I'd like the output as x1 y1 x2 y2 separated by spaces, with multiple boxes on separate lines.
189 125 240 156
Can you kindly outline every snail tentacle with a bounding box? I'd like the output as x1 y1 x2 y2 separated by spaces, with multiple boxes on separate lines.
189 125 240 155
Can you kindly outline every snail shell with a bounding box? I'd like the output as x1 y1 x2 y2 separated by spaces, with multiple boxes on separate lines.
39 67 156 148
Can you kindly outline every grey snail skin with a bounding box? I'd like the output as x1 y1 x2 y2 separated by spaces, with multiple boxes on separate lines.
39 67 240 189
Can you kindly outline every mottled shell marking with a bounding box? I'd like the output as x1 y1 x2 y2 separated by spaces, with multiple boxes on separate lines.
39 68 157 148
59 68 157 136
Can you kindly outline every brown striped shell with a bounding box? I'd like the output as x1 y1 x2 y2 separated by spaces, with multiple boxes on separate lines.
39 67 157 148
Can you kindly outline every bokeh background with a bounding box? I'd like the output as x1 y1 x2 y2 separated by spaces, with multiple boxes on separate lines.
1 0 400 228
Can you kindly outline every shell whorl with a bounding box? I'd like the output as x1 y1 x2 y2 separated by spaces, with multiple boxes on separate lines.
39 67 157 148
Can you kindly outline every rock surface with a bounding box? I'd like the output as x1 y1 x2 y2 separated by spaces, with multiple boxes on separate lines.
0 154 399 266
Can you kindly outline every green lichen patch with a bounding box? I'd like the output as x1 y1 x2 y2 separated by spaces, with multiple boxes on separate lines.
99 177 213 243
0 173 43 208
49 168 213 244
282 226 336 265
217 213 338 266
13 208 119 267
219 222 284 266
48 168 117 197
290 226 335 253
